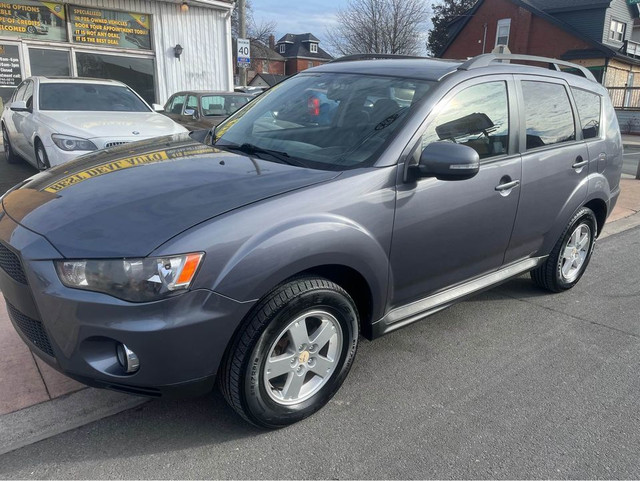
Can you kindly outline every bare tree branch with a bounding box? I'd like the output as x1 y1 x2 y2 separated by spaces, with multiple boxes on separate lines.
326 0 429 57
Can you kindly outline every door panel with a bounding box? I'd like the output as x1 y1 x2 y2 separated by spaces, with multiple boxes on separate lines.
504 78 588 263
390 78 521 308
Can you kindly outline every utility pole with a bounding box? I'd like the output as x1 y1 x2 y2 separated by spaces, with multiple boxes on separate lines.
238 0 247 87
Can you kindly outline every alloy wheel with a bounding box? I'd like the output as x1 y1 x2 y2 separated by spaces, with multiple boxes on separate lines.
559 223 591 283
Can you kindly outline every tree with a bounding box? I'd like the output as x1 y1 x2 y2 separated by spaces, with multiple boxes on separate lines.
231 0 277 44
427 0 477 57
327 0 429 57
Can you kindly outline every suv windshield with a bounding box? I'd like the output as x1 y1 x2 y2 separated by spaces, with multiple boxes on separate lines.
39 83 150 112
213 73 433 169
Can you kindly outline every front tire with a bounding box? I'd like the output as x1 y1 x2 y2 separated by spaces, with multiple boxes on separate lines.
35 139 50 170
219 277 359 428
531 207 597 292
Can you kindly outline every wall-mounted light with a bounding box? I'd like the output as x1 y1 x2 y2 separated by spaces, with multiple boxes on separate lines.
174 44 184 60
181 1 189 12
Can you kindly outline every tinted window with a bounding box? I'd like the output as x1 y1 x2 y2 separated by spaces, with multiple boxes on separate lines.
421 81 509 159
522 81 575 149
29 48 70 77
39 83 150 111
572 88 601 140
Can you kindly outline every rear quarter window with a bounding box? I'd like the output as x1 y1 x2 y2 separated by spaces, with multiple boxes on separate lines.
571 88 602 140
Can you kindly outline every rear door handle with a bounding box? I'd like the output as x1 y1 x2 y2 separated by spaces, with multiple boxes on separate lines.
495 180 520 192
572 156 588 169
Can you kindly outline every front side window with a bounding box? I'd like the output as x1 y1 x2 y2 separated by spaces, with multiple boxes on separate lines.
496 18 511 47
572 88 602 140
214 72 433 169
39 83 150 112
522 81 575 149
167 94 186 114
609 19 626 42
23 81 33 108
421 81 509 159
185 95 198 114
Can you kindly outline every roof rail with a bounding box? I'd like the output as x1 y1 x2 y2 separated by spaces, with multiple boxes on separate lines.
330 53 428 63
458 53 596 82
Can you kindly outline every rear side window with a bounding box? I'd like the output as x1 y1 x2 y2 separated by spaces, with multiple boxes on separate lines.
522 81 575 149
421 81 509 160
571 88 601 140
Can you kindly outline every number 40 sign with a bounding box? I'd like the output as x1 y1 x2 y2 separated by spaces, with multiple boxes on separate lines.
237 38 251 68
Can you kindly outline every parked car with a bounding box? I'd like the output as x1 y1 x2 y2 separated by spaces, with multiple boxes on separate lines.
0 54 622 428
1 77 187 170
163 91 254 131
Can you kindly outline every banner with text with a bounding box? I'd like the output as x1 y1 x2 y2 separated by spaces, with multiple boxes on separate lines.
70 5 152 50
0 1 66 41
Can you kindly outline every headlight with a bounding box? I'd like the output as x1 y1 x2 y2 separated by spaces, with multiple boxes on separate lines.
55 253 204 302
51 134 97 152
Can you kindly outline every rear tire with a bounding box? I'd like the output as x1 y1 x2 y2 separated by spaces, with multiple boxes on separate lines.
531 207 597 292
2 125 19 164
219 276 359 428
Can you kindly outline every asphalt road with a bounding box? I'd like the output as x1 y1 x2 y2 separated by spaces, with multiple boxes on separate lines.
0 225 638 479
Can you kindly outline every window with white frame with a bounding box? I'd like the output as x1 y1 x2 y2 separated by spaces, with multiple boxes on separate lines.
310 43 318 53
279 44 286 54
609 19 626 42
495 18 511 47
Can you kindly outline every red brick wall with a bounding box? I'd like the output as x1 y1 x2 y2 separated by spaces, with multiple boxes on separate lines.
286 58 330 74
253 59 286 76
441 0 592 59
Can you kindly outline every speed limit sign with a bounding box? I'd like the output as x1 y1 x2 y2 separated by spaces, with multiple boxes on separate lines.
237 38 250 68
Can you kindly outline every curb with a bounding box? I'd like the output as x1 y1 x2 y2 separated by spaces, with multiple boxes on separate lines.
0 388 147 456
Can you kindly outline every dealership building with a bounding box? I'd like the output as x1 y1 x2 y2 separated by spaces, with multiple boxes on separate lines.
0 0 234 106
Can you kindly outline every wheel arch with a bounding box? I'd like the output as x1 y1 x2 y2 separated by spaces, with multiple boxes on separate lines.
583 198 608 237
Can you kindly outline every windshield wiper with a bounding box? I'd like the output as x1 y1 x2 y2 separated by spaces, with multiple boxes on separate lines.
219 143 307 167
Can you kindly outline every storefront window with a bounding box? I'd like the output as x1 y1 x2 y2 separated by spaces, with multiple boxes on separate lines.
0 44 21 106
75 52 156 104
29 48 70 76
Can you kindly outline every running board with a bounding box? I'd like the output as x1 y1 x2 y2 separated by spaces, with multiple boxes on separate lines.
371 256 546 338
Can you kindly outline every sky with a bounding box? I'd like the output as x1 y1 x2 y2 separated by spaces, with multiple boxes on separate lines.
251 0 345 46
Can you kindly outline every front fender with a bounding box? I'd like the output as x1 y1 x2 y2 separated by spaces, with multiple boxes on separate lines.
212 213 390 321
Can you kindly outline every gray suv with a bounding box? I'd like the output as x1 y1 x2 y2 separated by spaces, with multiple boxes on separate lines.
0 54 623 427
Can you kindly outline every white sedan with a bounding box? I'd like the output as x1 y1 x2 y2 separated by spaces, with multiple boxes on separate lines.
1 77 187 170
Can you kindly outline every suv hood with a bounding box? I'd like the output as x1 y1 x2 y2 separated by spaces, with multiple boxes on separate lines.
2 135 339 258
38 111 187 139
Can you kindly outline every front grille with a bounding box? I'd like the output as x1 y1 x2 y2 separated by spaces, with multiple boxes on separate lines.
0 243 28 284
6 301 54 357
105 141 130 148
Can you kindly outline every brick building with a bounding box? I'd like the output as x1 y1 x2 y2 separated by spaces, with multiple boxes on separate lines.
274 33 333 74
440 0 640 91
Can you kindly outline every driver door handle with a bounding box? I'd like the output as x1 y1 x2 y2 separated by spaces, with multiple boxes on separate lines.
495 180 520 192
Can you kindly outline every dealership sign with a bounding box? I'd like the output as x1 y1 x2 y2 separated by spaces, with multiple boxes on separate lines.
0 0 67 42
70 5 152 50
628 0 640 4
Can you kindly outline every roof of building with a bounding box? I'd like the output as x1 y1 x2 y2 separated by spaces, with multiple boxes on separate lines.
250 39 286 61
275 33 333 61
251 73 290 87
439 0 640 63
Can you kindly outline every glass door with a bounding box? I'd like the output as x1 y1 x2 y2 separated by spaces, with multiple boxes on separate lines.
0 42 24 108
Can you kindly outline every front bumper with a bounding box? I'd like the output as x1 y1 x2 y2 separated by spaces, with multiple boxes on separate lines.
0 209 253 398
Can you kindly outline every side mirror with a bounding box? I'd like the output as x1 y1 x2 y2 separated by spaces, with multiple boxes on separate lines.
184 108 198 118
412 142 480 181
10 100 29 112
152 103 164 112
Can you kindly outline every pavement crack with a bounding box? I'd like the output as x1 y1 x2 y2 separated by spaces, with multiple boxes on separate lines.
501 292 640 340
30 352 52 400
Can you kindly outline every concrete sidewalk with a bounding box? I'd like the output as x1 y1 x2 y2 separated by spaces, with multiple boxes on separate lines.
0 177 639 453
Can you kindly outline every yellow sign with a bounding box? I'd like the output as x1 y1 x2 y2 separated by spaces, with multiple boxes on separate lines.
43 145 215 193
70 5 151 50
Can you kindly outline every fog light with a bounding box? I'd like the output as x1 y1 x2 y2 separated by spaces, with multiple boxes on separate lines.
116 343 140 374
